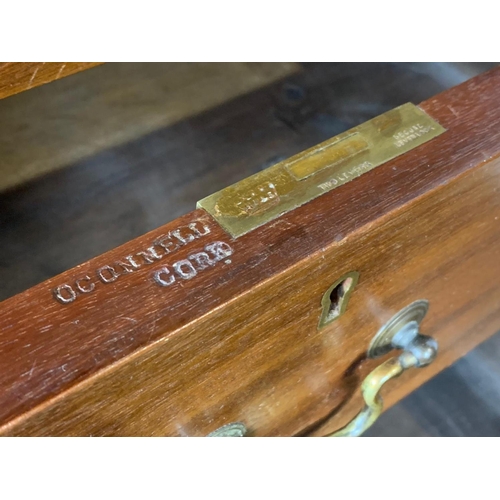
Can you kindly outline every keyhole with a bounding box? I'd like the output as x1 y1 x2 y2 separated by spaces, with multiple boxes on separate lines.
318 271 359 329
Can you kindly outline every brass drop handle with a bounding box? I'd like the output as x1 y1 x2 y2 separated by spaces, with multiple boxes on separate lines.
209 300 437 437
329 301 437 436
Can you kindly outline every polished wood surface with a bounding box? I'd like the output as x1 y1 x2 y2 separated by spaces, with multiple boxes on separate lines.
0 62 467 303
0 63 102 100
0 66 499 436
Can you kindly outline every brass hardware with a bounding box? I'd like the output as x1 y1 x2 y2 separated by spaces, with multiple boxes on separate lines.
207 301 437 437
197 103 446 238
329 300 437 437
318 271 359 329
367 299 430 358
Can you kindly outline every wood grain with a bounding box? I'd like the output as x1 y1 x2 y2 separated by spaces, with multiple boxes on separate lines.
0 67 500 436
0 63 102 100
0 62 299 192
0 62 469 304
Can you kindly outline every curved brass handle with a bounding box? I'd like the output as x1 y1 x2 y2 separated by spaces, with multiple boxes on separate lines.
208 300 438 437
329 356 408 437
329 300 438 437
329 347 436 436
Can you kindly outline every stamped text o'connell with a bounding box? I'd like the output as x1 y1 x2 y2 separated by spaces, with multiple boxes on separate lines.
52 220 231 304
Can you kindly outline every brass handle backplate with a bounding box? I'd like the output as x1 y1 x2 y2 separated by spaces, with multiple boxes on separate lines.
209 300 438 437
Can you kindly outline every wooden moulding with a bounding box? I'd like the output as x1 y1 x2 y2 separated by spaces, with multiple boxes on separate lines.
0 68 500 436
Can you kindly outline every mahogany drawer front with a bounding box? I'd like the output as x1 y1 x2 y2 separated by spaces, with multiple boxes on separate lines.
0 66 499 436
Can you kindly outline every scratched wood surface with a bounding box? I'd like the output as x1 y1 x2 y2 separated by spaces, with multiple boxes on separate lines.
0 62 299 192
0 65 499 436
0 63 102 100
2 63 494 302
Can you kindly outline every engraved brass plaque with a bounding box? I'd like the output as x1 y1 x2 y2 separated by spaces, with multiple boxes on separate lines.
197 103 446 238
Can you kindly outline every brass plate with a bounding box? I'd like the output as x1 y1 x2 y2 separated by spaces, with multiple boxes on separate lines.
197 103 446 238
367 300 429 358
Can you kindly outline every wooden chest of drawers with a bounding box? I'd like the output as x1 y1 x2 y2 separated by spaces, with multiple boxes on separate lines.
0 63 499 436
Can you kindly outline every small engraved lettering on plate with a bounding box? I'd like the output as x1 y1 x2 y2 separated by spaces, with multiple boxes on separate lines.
197 103 446 238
